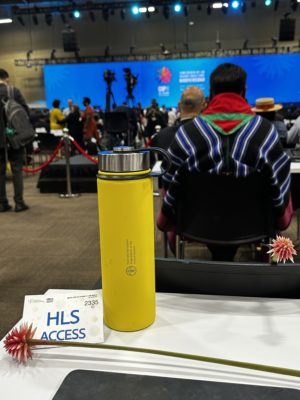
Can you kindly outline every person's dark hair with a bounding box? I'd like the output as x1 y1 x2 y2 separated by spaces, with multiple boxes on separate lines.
52 99 60 108
210 63 247 98
0 69 9 80
83 97 91 105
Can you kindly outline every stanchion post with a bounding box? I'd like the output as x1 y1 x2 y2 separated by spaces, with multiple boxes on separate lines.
59 129 80 199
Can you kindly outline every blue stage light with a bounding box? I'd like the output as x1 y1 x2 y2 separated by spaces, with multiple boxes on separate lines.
264 0 272 5
73 10 81 18
231 0 240 8
132 6 139 15
174 4 182 12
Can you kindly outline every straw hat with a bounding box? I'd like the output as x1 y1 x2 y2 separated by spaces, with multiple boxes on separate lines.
251 98 283 112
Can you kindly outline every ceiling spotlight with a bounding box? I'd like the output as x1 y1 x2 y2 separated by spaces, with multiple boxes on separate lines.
73 10 81 18
45 14 52 26
231 1 240 9
0 18 12 24
212 3 223 8
32 15 38 25
264 0 272 6
174 4 182 13
163 5 170 19
132 6 139 15
17 16 25 26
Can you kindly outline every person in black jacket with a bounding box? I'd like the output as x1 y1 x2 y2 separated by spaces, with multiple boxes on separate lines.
0 68 29 212
65 104 84 152
152 86 206 151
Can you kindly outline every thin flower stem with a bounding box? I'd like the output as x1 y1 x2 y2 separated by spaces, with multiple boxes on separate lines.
29 339 300 378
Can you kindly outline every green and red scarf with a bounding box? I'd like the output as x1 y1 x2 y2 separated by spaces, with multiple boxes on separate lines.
201 92 255 135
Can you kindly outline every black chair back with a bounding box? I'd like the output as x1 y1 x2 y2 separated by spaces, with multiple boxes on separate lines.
175 171 275 245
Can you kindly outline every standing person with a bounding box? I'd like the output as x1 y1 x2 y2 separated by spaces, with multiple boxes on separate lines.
63 99 74 118
82 97 98 142
158 63 292 260
50 99 65 130
65 105 84 151
0 68 29 212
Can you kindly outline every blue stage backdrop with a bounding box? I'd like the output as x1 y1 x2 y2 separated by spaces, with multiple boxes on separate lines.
44 53 300 109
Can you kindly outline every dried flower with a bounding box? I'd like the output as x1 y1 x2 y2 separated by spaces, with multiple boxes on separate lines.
4 322 300 378
4 323 36 363
267 235 297 263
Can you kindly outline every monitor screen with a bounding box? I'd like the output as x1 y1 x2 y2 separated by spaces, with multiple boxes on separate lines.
44 53 300 109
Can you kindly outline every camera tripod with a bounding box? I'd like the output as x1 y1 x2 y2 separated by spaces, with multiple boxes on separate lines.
105 81 116 112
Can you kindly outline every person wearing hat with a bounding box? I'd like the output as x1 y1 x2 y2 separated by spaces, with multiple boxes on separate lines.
252 98 288 142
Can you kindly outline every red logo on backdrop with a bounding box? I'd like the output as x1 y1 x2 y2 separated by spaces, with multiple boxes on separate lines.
159 67 172 84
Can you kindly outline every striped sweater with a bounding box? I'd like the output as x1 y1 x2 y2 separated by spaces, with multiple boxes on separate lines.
161 93 292 230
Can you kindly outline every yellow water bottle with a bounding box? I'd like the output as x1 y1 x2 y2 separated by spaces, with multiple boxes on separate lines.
97 146 170 332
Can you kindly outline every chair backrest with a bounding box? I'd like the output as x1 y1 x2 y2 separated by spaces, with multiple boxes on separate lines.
175 170 276 245
104 111 129 134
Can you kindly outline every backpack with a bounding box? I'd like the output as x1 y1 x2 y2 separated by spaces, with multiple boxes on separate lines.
2 86 34 149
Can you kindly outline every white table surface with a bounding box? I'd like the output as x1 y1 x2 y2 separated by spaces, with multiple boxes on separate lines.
1 290 300 399
291 162 300 174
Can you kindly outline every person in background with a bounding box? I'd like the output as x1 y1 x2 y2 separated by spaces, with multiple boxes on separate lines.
251 98 288 143
50 99 65 130
152 86 205 151
0 68 30 212
168 107 178 127
82 97 98 142
157 63 292 261
145 99 165 137
63 99 74 118
287 113 300 145
65 104 84 152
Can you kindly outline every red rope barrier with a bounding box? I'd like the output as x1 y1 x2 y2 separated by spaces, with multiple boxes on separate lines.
22 139 64 173
70 137 98 165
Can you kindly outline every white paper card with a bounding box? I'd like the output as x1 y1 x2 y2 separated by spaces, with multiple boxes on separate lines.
22 290 104 343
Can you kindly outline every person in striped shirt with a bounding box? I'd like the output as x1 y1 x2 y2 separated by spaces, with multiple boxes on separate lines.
157 63 293 260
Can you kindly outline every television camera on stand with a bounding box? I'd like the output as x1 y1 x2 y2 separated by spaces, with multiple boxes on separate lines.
103 69 116 112
123 68 138 107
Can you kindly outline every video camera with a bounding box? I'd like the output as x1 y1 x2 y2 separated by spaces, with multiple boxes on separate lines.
103 69 116 84
123 68 138 89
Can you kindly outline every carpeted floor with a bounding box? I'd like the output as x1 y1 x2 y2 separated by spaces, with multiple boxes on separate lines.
0 173 298 340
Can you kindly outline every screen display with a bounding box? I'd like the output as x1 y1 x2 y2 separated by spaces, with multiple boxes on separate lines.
44 53 300 109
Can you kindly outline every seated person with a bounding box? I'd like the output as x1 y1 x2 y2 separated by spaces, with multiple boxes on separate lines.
251 98 288 144
152 86 206 151
50 99 65 130
157 63 293 261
